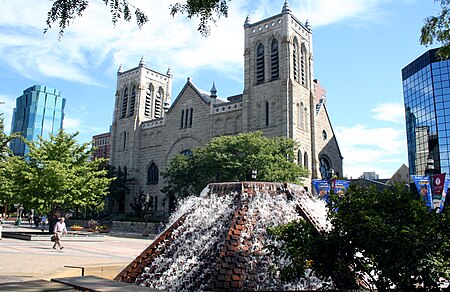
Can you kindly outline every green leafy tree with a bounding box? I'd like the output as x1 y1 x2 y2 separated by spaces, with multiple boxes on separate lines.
268 185 450 290
162 132 308 199
45 0 229 37
421 0 450 58
0 113 13 161
11 130 113 223
102 163 132 211
170 0 229 36
0 115 21 215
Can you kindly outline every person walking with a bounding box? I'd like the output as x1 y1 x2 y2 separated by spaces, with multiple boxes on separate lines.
53 217 67 250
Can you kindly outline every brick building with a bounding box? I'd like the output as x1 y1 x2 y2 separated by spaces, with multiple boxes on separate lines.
92 132 111 160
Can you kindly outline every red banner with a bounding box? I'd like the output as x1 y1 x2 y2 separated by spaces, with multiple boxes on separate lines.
433 173 446 196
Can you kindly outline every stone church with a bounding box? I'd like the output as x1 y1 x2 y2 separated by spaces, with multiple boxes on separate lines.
109 0 343 216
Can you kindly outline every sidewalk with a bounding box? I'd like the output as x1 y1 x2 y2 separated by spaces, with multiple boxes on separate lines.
0 221 153 287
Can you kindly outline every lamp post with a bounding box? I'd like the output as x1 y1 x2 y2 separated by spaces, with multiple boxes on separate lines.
425 157 434 176
328 168 335 191
251 169 258 180
425 156 435 210
142 193 150 237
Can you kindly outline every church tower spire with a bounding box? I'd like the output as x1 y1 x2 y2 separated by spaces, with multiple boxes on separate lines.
139 56 145 67
281 0 292 14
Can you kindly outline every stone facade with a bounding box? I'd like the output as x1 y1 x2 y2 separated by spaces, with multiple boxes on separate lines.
110 2 343 216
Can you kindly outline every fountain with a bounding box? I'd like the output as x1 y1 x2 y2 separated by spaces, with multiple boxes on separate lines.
115 182 332 291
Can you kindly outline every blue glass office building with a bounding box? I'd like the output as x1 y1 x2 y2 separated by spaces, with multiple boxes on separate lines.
402 48 450 178
10 85 66 156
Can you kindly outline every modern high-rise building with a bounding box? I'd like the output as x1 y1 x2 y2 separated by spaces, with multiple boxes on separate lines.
402 48 450 179
9 85 66 156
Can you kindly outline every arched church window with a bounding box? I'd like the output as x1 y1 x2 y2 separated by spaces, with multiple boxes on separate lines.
122 131 127 150
293 38 299 81
304 106 308 129
147 162 159 185
121 87 128 118
145 84 153 117
189 108 193 127
319 156 332 180
181 109 184 128
256 43 265 84
180 149 192 156
270 39 279 80
129 85 136 116
301 44 307 87
303 152 308 170
300 102 304 129
155 87 163 118
297 150 302 165
265 101 270 126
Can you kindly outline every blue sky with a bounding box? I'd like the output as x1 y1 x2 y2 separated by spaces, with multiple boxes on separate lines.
0 0 441 179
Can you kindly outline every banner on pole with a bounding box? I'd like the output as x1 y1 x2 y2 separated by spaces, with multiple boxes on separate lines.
433 173 446 196
312 179 330 201
412 175 434 209
334 180 350 197
439 176 450 212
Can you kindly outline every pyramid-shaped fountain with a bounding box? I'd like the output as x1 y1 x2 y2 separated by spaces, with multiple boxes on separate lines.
115 182 331 291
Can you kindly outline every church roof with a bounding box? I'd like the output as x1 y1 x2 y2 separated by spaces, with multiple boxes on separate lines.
169 78 229 111
197 87 228 104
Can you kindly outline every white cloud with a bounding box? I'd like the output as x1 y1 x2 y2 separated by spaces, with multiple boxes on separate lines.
0 0 397 87
371 102 405 123
335 123 407 179
0 0 411 177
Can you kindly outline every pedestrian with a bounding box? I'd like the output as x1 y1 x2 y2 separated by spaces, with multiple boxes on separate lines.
0 214 4 240
53 217 67 250
33 215 40 228
27 213 32 227
41 215 47 229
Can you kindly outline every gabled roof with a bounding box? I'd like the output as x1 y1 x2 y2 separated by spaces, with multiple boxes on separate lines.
319 102 344 160
168 78 228 112
350 178 392 192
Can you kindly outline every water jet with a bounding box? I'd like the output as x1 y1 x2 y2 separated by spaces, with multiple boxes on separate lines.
115 181 331 291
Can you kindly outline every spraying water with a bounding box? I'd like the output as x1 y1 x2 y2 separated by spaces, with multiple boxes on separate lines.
120 182 332 291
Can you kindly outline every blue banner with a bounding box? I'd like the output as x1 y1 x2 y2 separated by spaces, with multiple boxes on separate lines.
312 179 330 201
439 177 450 212
412 175 434 209
334 180 350 197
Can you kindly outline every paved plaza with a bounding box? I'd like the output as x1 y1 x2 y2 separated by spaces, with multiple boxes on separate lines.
0 221 152 290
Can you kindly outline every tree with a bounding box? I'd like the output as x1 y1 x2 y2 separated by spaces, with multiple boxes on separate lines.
45 0 229 37
162 132 308 199
0 115 21 215
421 0 450 58
268 185 450 290
102 163 132 212
10 130 113 224
170 0 229 36
0 113 14 161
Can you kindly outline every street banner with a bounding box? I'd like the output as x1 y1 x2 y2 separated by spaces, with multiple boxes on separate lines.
312 179 330 201
439 177 450 212
433 173 446 196
412 175 434 209
334 180 350 197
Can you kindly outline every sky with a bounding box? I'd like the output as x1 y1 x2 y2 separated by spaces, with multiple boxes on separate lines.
0 0 442 179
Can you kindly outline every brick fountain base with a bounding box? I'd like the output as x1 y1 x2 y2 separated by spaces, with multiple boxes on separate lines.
115 181 330 291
